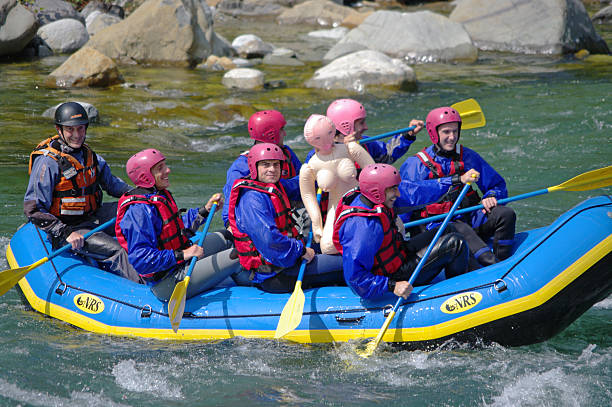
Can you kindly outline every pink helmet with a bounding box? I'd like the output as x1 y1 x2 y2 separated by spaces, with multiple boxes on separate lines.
359 164 401 204
248 110 287 144
426 107 462 144
326 98 366 136
304 114 335 155
126 148 166 188
247 142 286 180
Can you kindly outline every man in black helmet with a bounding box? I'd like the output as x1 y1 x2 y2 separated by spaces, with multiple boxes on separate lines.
24 102 140 282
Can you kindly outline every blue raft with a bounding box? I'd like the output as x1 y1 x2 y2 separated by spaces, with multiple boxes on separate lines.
5 196 612 347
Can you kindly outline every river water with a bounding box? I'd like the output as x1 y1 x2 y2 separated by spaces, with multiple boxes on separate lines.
0 12 611 407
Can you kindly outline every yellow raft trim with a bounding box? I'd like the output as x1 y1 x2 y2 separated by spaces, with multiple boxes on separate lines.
6 234 611 343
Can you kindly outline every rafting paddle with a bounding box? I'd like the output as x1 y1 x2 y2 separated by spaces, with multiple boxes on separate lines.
360 98 486 145
403 165 612 229
0 218 117 297
168 202 218 332
357 178 476 358
274 189 322 339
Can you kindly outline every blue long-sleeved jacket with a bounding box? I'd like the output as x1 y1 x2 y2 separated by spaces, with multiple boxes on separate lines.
222 145 302 226
337 194 391 300
24 142 130 239
397 145 508 227
118 191 200 282
233 180 303 283
304 133 415 164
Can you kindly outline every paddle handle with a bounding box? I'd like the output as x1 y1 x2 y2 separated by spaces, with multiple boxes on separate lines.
295 190 322 283
394 182 473 312
360 126 416 145
184 202 218 279
404 188 549 229
50 217 117 260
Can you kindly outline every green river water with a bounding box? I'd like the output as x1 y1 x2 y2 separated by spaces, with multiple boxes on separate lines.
0 13 611 407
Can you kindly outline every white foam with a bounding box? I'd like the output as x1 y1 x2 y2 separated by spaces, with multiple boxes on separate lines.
112 359 183 399
485 367 585 407
0 378 129 407
593 295 612 309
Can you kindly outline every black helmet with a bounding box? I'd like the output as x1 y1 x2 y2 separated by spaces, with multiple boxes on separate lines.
54 102 89 127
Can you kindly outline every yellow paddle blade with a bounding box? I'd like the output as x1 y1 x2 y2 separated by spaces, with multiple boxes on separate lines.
168 276 189 332
451 98 486 130
356 310 396 358
0 257 49 297
548 165 612 192
274 281 305 339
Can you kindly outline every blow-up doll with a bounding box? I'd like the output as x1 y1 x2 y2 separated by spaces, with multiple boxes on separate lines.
299 114 374 254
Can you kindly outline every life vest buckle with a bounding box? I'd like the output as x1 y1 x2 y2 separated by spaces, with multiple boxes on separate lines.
62 167 78 179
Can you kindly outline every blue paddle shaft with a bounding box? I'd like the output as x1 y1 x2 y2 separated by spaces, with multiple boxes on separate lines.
404 188 549 229
392 182 473 313
360 126 416 144
51 217 117 260
185 202 218 279
295 191 322 283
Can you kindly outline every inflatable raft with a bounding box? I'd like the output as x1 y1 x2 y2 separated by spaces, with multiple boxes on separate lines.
5 196 612 348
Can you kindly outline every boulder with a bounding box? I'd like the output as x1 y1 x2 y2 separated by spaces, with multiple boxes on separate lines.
305 49 416 91
0 0 38 56
216 0 288 16
45 46 124 87
86 0 220 66
28 0 84 26
277 0 360 26
450 0 610 55
43 101 99 122
325 10 477 63
81 1 125 20
592 5 612 24
307 27 348 41
37 18 88 53
211 32 236 57
222 67 264 89
341 9 372 28
262 53 304 66
86 12 122 36
231 34 273 58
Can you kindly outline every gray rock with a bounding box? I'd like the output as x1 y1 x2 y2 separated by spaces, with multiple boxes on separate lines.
232 57 259 67
322 42 363 63
0 0 38 56
271 47 296 58
262 53 304 66
277 0 358 26
216 0 287 16
43 101 99 122
326 10 477 63
306 49 416 91
222 67 264 89
231 34 274 58
45 46 124 88
592 5 612 24
450 0 610 55
28 0 84 26
86 0 222 67
211 32 236 58
86 12 121 36
307 26 348 41
37 18 89 53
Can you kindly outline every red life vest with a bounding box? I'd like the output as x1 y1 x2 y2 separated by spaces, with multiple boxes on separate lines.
415 145 480 218
240 145 297 179
227 178 301 272
29 135 102 222
332 189 408 276
115 188 192 269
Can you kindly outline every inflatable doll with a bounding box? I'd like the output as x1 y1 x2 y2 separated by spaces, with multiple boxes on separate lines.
299 114 374 254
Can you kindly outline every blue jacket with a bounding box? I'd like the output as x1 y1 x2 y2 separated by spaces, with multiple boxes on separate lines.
337 194 391 300
304 134 415 164
233 179 303 283
118 190 200 282
397 145 508 227
222 145 302 226
24 143 130 239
